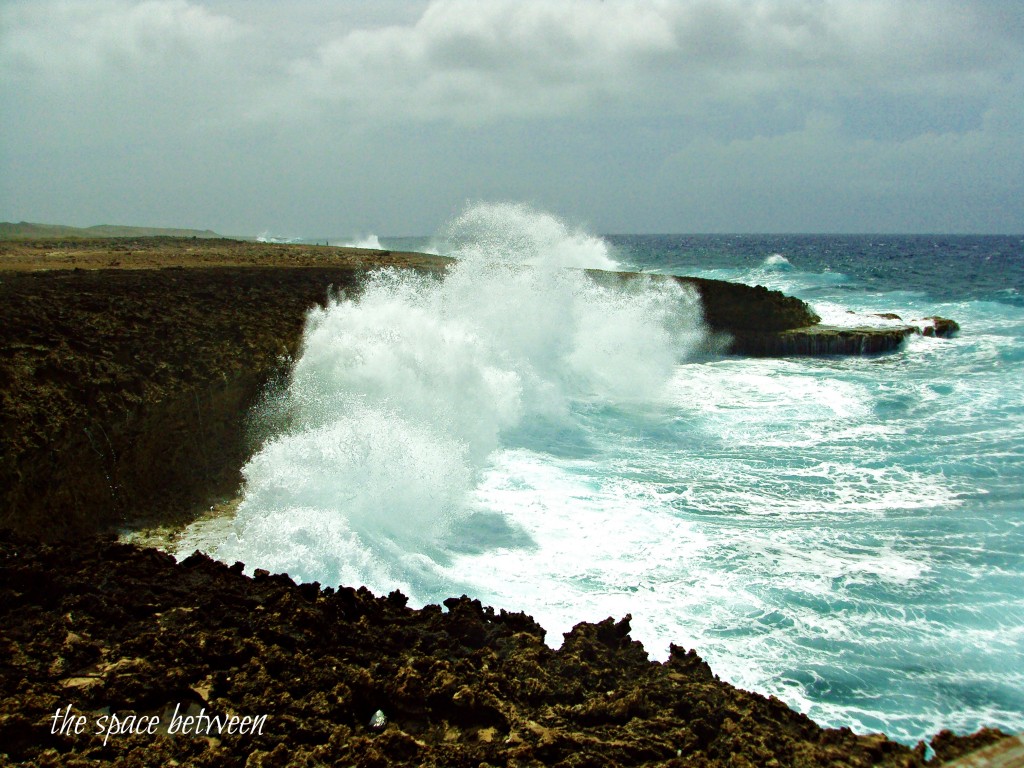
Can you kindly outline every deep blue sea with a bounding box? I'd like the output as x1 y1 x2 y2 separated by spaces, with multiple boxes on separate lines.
177 206 1024 745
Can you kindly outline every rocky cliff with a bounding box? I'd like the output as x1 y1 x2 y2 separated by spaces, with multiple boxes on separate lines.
0 237 993 767
0 237 958 541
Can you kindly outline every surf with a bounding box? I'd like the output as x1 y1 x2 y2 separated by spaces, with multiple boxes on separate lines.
185 202 707 598
174 216 1024 745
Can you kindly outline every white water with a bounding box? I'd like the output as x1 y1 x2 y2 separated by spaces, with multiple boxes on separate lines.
193 201 707 598
175 207 1024 745
341 234 384 250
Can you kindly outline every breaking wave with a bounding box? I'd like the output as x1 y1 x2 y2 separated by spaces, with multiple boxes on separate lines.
196 202 706 595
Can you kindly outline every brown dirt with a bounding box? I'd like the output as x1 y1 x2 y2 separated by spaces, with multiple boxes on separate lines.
0 236 447 272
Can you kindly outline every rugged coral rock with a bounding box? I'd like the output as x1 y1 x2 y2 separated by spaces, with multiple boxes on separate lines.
0 531 1006 767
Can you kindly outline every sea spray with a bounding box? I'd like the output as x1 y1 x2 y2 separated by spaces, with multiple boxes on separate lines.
199 203 707 598
341 234 384 249
171 228 1024 743
440 202 619 271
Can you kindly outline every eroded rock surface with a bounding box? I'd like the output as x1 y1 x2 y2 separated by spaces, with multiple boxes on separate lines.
0 239 446 540
0 532 1005 767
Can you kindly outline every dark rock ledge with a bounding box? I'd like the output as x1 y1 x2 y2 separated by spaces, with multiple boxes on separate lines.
588 270 959 356
727 316 960 357
0 531 1008 767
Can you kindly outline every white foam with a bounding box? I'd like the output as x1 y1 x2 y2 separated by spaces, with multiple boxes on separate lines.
255 231 302 244
170 218 1024 745
181 203 707 602
341 234 384 249
439 202 619 272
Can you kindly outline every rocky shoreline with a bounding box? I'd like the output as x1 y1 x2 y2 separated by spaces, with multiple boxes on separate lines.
0 236 990 765
0 530 1008 767
589 270 959 356
2 236 960 542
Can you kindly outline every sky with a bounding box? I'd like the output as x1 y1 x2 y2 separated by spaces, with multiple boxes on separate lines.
1 0 1022 236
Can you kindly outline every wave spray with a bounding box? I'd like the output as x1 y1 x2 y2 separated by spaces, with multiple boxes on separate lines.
198 203 707 599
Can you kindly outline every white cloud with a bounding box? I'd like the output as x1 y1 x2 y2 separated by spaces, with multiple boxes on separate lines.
1 0 244 80
268 0 1022 124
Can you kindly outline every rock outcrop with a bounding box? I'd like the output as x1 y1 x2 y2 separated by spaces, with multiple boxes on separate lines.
730 317 960 357
0 237 959 542
587 269 958 356
0 530 1006 767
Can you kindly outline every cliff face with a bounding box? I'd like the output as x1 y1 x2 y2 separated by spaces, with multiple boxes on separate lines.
585 269 820 336
0 238 446 540
673 275 820 333
0 238 957 542
0 267 334 539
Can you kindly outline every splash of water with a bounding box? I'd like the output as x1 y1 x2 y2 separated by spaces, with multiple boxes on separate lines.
193 203 707 598
255 231 302 244
342 234 384 249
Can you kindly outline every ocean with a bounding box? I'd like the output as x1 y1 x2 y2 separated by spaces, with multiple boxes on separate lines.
177 204 1024 745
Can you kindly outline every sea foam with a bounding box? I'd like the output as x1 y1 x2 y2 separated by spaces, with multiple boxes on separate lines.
192 202 706 597
172 225 1024 744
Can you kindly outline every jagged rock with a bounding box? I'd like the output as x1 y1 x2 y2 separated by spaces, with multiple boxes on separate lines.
921 316 960 338
0 530 1005 767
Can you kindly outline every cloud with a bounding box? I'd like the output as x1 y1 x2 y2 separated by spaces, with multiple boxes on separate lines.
657 101 1024 232
4 0 1019 130
0 0 1020 233
269 0 1023 125
1 0 243 81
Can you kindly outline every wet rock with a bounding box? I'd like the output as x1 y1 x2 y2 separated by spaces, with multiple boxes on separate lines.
733 325 917 356
920 316 960 338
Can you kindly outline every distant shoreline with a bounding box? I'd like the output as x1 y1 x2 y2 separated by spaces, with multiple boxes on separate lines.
0 221 225 241
5 222 1021 242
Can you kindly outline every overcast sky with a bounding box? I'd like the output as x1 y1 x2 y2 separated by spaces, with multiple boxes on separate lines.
2 0 1022 236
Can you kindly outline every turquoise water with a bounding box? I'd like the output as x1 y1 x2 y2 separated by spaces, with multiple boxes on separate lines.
182 207 1024 744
